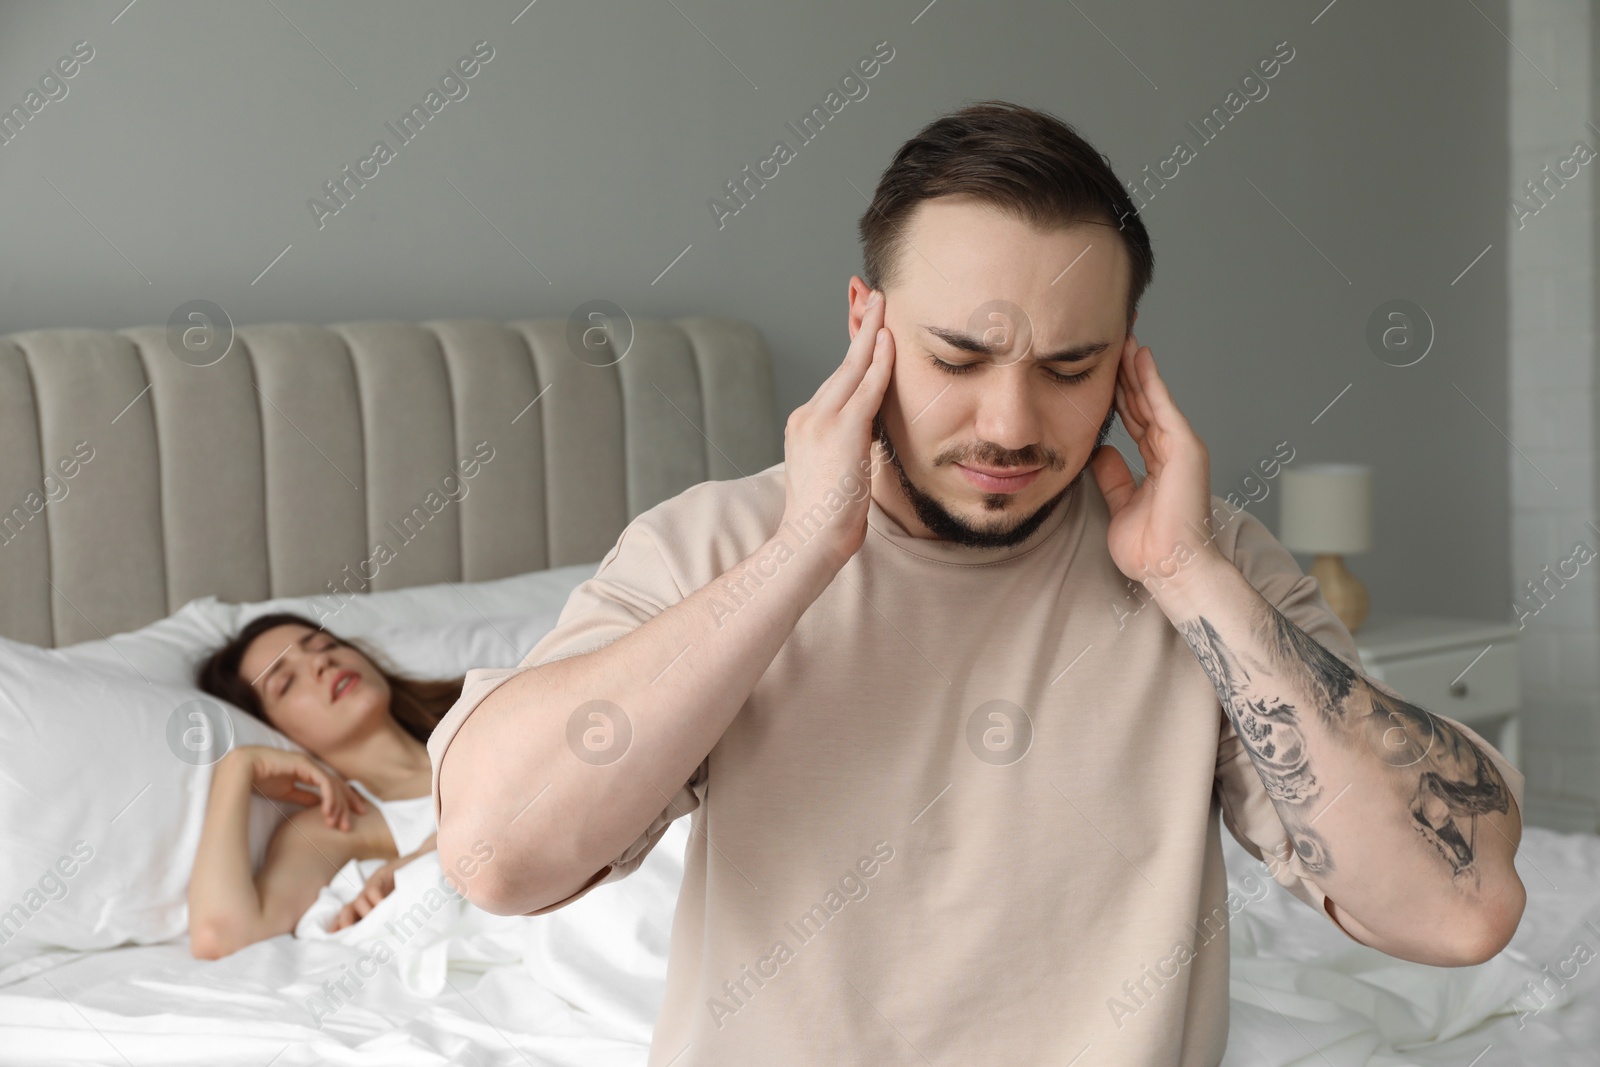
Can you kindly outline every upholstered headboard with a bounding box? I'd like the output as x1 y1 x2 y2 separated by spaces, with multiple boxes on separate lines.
0 317 782 648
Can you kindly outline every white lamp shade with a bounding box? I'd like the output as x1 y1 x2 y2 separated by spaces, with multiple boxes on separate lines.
1277 464 1371 555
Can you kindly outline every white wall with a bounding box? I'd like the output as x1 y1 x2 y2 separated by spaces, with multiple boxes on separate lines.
1509 0 1600 831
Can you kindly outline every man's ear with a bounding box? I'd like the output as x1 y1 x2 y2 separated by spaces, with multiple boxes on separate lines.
849 276 874 341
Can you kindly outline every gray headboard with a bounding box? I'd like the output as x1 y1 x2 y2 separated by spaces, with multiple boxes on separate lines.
0 317 782 648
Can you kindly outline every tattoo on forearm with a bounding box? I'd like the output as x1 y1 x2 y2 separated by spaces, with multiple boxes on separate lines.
1261 604 1358 723
1179 614 1332 877
1178 603 1511 885
1364 684 1511 875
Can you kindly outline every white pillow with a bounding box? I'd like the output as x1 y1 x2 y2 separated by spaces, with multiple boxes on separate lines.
0 639 298 982
2 561 600 981
351 612 570 680
57 561 601 689
54 596 235 689
226 560 600 631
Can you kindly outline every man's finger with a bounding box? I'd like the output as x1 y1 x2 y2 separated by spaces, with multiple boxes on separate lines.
842 326 893 421
1090 443 1137 517
816 292 884 413
1115 377 1147 440
1126 348 1152 419
1136 350 1194 432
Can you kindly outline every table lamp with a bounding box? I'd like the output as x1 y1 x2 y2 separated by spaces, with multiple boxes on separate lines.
1277 463 1372 634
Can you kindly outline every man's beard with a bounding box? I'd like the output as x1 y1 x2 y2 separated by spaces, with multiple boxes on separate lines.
871 404 1116 550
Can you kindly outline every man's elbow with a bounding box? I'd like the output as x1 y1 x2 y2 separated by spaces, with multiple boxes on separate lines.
1451 878 1527 967
438 817 607 916
436 819 544 916
435 818 500 912
457 866 527 917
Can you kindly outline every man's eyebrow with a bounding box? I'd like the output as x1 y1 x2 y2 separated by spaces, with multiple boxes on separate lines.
255 629 324 691
921 324 1112 364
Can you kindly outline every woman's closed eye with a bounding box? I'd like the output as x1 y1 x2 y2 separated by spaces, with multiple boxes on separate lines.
281 637 338 697
924 352 1093 385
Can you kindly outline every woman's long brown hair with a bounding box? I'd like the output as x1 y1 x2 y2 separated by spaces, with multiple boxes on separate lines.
196 611 464 745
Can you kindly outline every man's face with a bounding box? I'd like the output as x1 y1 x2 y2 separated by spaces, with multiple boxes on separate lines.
855 195 1133 549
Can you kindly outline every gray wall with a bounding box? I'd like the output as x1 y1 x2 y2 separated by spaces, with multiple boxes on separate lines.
0 0 1509 621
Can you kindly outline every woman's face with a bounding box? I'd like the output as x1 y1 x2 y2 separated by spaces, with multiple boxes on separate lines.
237 623 391 752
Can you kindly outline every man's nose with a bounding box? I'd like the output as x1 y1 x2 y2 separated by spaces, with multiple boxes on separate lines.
972 363 1045 453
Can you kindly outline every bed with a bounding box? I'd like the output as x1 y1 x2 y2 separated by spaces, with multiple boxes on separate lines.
0 315 1597 1066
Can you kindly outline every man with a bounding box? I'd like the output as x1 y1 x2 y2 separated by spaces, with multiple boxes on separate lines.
431 100 1526 1065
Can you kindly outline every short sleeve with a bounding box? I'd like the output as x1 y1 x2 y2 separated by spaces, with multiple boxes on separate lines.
427 519 709 915
1210 502 1526 934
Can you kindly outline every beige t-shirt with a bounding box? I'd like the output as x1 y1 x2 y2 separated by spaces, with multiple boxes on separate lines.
427 461 1525 1066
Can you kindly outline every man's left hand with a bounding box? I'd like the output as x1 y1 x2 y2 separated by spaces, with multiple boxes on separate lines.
1089 335 1224 586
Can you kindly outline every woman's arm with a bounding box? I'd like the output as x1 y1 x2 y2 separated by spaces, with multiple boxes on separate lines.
326 832 438 933
188 746 370 959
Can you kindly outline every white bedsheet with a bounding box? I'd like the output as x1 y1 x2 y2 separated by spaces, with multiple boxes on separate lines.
2 821 1597 1065
0 817 690 1067
1220 825 1600 1066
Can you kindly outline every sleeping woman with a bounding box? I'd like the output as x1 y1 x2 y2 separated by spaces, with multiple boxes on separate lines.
186 612 463 959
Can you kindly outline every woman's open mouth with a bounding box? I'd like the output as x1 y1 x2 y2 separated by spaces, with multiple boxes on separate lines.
331 671 359 701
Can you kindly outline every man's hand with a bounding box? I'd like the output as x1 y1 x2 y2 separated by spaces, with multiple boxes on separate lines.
1104 336 1528 961
325 835 437 933
1089 335 1223 585
780 287 896 571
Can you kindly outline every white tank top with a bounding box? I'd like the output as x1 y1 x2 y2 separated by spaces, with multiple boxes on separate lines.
349 779 436 857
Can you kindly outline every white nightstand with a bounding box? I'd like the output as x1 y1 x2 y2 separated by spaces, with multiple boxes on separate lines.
1350 616 1522 772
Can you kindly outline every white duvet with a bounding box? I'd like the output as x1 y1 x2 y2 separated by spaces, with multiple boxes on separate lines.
1 820 1597 1065
0 815 690 1067
1220 824 1600 1066
291 824 683 1046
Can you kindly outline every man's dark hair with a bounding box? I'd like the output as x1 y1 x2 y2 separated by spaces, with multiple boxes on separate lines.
857 100 1154 329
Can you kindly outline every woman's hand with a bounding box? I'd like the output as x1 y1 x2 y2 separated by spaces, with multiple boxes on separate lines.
325 840 436 933
229 745 367 832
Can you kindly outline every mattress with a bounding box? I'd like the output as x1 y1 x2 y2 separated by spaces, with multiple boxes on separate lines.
1 818 1597 1065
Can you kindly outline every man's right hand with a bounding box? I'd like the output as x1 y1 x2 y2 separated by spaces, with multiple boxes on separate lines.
438 293 896 917
780 288 896 571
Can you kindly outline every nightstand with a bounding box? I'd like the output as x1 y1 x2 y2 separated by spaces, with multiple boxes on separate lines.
1350 616 1522 772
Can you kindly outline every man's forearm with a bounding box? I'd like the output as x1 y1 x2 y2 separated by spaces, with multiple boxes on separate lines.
1148 553 1524 965
441 533 840 914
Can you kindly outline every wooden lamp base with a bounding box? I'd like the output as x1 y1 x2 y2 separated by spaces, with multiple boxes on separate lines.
1310 553 1369 635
